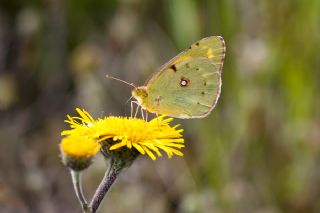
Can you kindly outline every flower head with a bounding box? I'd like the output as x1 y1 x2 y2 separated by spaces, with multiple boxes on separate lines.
60 136 101 171
61 108 185 160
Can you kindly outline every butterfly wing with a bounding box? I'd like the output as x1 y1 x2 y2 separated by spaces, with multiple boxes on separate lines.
145 57 221 118
143 36 225 118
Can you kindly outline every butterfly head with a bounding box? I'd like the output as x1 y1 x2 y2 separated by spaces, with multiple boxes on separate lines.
132 86 148 105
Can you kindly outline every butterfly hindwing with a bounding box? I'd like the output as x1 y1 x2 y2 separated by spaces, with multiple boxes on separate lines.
145 57 221 118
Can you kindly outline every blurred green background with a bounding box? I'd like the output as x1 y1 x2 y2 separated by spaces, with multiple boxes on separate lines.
0 0 319 212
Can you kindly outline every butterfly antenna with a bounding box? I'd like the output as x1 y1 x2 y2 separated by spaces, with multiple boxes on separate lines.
106 74 136 88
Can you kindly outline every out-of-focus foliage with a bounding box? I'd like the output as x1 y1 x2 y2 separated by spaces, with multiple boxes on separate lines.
0 0 319 212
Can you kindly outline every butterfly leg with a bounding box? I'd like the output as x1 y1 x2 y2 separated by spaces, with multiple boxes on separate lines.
130 101 134 117
130 101 140 118
140 108 149 121
155 112 161 129
130 101 138 117
134 102 140 118
145 110 148 121
130 101 149 120
140 107 145 120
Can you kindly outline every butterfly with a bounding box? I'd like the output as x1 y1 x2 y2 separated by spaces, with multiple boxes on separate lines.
108 36 226 119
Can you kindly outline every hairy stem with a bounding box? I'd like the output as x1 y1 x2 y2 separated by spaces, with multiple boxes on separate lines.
90 159 123 213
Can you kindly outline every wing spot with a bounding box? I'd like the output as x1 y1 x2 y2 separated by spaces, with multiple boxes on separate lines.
204 80 207 86
170 64 177 72
207 48 214 59
195 42 200 46
201 91 205 95
180 77 190 87
196 67 200 71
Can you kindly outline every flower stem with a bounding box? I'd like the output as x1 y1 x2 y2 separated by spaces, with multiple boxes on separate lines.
90 159 123 213
70 170 91 212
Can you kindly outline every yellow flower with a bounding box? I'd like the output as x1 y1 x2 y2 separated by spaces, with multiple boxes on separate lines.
61 108 185 160
60 135 101 171
60 136 101 158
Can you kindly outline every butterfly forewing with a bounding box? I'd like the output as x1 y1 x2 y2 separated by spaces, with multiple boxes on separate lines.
154 36 225 77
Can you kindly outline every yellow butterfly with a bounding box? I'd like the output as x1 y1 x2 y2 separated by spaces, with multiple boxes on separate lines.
108 36 226 119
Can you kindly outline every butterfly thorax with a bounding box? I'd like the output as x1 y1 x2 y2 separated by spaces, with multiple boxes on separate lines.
132 86 149 108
